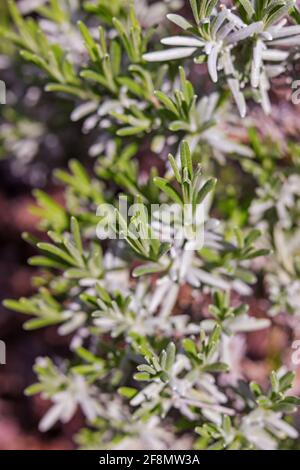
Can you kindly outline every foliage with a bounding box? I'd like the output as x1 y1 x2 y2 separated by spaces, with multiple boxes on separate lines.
1 0 300 450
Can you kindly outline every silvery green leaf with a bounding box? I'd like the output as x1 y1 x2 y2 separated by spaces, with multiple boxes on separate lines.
192 268 230 290
143 47 197 62
169 120 191 131
132 262 166 278
259 72 271 114
161 36 204 47
271 36 300 46
212 9 228 35
71 101 98 122
232 280 253 296
262 49 289 61
207 44 221 83
265 3 294 28
237 0 255 18
38 402 68 432
229 314 270 333
154 91 178 114
269 25 300 38
160 283 180 317
58 312 87 336
266 64 285 77
226 10 245 27
218 23 236 41
222 50 246 118
242 422 277 450
251 40 264 88
226 21 264 44
265 413 298 439
189 0 199 23
165 342 176 370
166 13 193 30
206 133 254 157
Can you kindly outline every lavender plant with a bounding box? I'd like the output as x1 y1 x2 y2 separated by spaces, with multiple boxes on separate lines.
2 0 300 450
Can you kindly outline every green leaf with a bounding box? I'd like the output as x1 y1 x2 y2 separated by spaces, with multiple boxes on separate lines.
118 387 137 399
153 177 182 205
250 381 262 397
133 372 151 381
235 0 255 18
202 362 229 373
117 126 147 136
37 243 77 266
28 256 67 270
137 364 156 375
165 342 176 370
189 0 200 23
24 383 44 396
271 370 279 393
24 317 62 330
196 178 217 205
180 140 193 179
76 347 103 365
154 91 178 115
168 154 181 183
71 217 83 255
167 14 193 30
32 190 67 232
281 396 300 406
182 338 197 356
132 262 166 278
279 371 295 393
244 229 261 246
45 83 88 99
3 298 38 315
